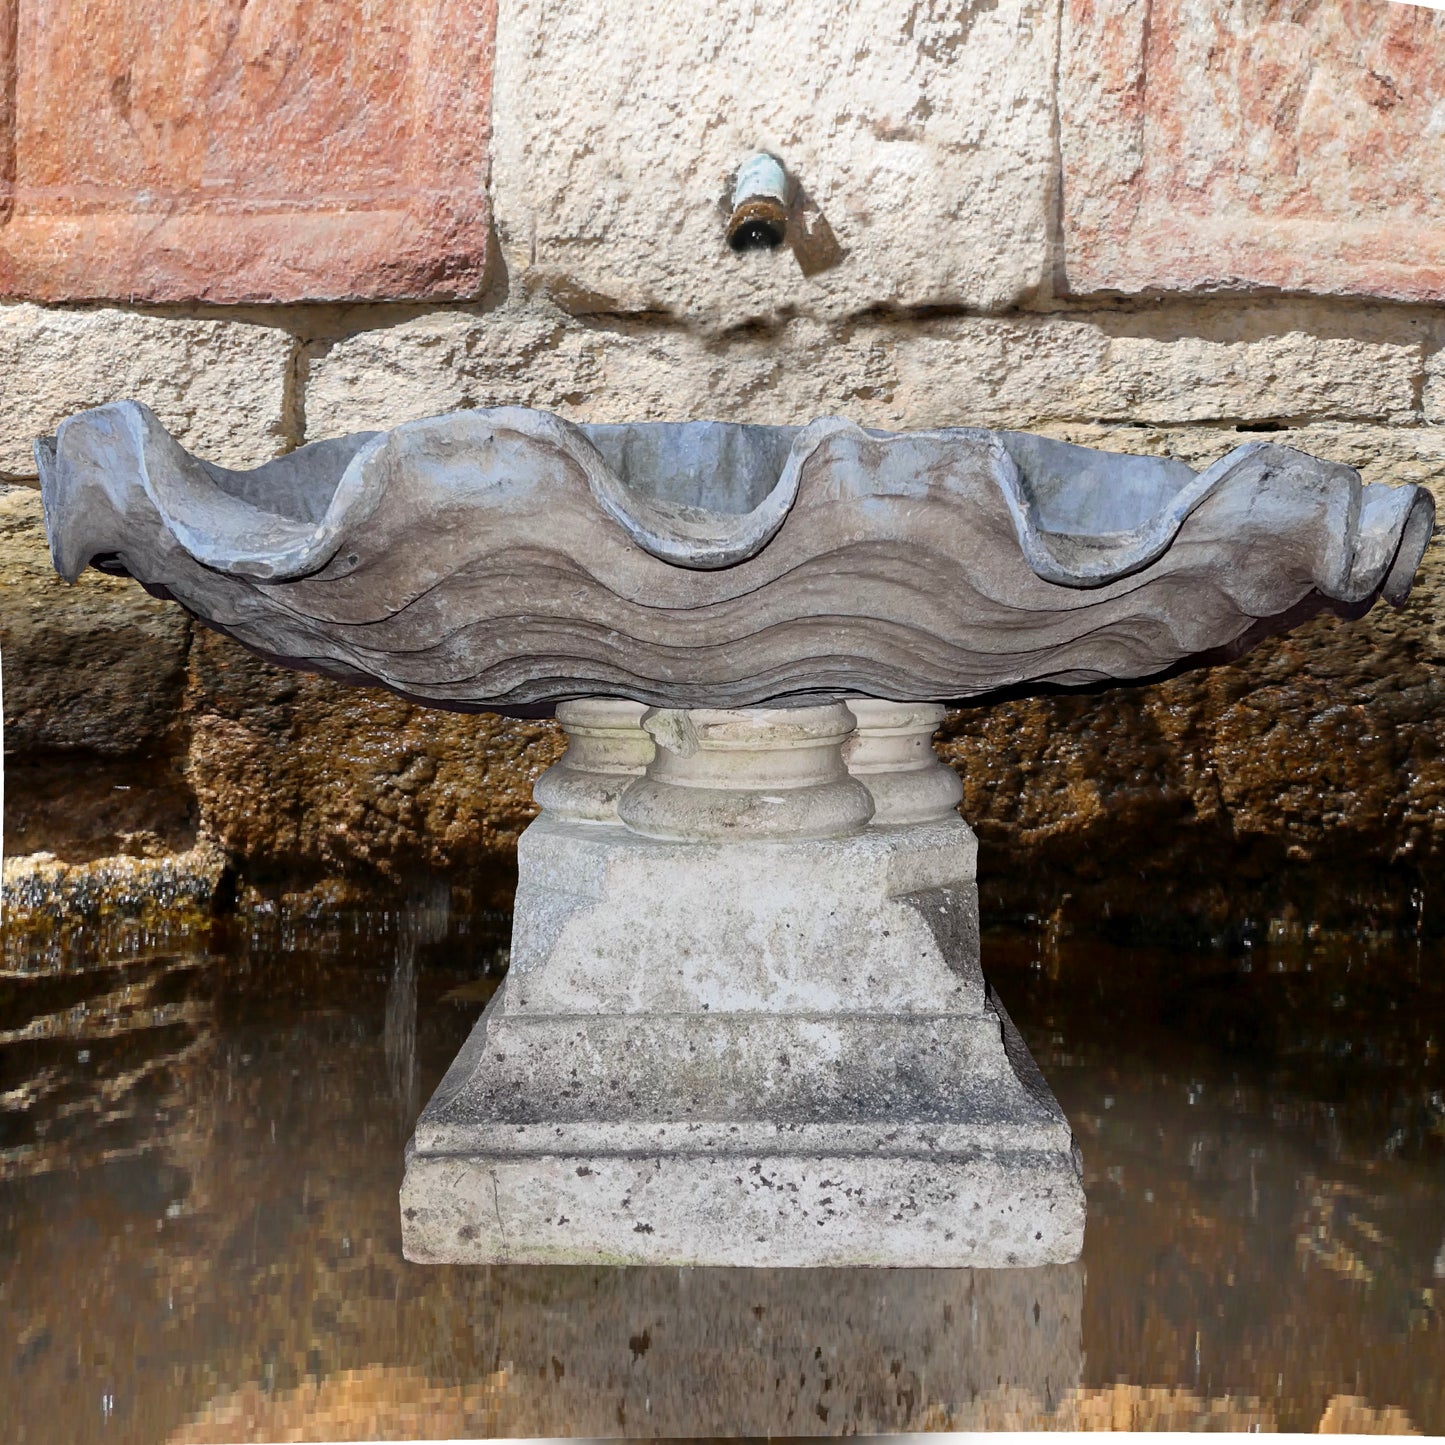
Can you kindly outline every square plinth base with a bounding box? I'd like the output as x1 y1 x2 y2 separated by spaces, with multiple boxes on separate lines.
402 1010 1083 1268
402 815 1086 1267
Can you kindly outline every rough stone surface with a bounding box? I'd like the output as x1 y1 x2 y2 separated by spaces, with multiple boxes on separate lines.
890 305 1425 429
182 628 561 888
1421 342 1445 426
489 0 1060 324
0 844 225 953
304 302 1424 442
0 484 198 866
1061 0 1445 301
0 486 190 755
5 418 1441 934
0 1 496 303
0 306 294 475
3 750 198 866
1 0 1434 313
7 417 1439 933
403 705 1084 1267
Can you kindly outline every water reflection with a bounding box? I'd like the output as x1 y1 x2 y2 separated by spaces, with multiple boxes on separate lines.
0 901 1440 1441
383 932 419 1126
384 884 451 1128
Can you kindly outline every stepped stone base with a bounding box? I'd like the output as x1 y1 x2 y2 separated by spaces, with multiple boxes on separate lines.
402 701 1085 1267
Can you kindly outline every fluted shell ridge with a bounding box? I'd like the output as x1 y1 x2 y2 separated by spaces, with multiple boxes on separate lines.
37 400 1434 713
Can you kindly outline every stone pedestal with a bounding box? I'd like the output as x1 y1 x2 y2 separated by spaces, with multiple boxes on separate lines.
402 701 1084 1267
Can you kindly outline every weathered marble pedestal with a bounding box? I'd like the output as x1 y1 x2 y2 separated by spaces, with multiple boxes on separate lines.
402 700 1085 1267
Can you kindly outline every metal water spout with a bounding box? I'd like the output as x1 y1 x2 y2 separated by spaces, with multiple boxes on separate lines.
727 152 789 251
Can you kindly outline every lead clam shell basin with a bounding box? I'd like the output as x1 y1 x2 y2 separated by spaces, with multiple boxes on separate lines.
37 401 1435 712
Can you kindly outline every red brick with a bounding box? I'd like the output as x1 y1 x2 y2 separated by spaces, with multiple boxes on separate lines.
0 0 496 303
1061 0 1445 302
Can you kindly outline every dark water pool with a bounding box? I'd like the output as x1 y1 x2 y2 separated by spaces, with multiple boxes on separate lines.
1 899 1442 1440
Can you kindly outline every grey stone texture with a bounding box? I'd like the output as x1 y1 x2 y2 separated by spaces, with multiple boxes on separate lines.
0 304 295 476
36 402 1431 712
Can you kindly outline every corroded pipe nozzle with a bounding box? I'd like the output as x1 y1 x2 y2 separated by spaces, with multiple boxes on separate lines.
727 153 789 251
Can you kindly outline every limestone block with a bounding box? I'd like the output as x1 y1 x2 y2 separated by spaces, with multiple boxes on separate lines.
304 303 1422 442
0 486 190 755
1423 345 1445 426
1061 0 1445 301
0 305 293 475
402 699 1082 1268
303 309 880 437
489 0 1060 324
0 1 496 302
892 307 1423 429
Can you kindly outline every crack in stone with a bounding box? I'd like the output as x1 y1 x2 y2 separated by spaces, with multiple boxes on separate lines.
490 1170 507 1249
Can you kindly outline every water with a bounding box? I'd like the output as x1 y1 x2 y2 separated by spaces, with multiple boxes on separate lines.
1 899 1441 1441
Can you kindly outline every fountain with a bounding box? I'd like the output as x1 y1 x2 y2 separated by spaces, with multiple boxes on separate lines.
37 400 1434 1267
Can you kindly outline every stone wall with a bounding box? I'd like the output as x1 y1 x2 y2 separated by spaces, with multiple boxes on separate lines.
2 0 1442 935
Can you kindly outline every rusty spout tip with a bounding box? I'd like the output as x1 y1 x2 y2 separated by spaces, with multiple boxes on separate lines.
727 197 788 252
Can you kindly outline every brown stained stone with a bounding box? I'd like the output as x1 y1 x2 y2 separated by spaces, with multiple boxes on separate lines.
1061 0 1445 301
171 1370 511 1444
177 602 1443 938
0 486 198 862
940 611 1442 933
0 0 496 303
182 628 563 890
1316 1396 1424 1435
183 1378 1392 1441
3 753 197 863
0 486 191 756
